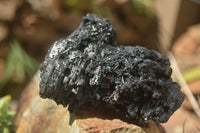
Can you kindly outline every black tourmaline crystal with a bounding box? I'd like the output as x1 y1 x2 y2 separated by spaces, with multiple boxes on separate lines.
39 14 185 123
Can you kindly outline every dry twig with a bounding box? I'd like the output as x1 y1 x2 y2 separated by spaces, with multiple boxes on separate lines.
167 52 200 118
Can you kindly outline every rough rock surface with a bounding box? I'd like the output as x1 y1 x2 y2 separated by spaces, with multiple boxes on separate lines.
39 14 185 123
16 72 162 133
16 72 70 133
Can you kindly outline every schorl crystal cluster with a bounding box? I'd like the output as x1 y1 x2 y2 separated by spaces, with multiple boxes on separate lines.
39 14 185 123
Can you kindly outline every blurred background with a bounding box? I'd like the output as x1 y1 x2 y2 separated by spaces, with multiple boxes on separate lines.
0 0 200 133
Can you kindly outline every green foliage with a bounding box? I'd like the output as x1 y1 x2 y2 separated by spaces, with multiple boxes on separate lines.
88 1 110 18
65 0 79 7
6 40 39 82
0 39 39 94
0 95 16 133
64 0 109 17
131 0 155 18
183 66 200 83
65 0 155 18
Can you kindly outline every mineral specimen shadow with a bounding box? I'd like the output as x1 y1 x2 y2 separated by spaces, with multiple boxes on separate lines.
39 13 185 124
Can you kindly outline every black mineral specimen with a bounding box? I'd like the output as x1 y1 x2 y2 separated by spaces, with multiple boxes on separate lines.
39 14 185 123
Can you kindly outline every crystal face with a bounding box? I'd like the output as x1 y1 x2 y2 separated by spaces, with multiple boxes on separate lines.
39 14 185 123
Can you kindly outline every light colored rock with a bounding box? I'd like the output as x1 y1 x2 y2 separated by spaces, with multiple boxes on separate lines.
71 118 146 133
16 72 70 133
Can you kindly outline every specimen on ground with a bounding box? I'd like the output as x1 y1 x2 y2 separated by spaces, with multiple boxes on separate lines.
39 14 185 123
